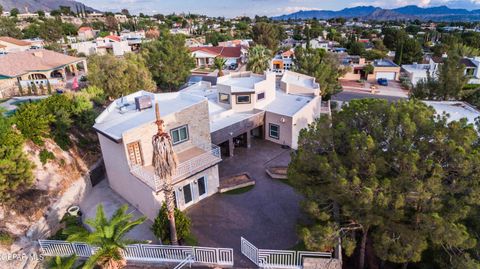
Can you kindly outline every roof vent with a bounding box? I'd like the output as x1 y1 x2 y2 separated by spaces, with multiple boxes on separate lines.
135 95 152 111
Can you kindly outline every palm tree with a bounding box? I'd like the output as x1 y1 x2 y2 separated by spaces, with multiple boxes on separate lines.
247 45 272 74
152 103 179 245
65 204 146 269
48 255 78 269
213 57 227 77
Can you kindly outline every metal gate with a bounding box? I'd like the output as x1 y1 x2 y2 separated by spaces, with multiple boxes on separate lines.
241 237 259 266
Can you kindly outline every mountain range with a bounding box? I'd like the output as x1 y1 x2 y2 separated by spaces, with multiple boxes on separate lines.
0 0 97 13
272 5 480 21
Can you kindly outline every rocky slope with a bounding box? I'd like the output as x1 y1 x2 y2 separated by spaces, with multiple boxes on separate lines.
0 0 98 13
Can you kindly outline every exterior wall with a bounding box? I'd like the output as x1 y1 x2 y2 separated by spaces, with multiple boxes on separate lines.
0 41 30 52
254 73 276 107
264 112 294 148
340 72 361 80
367 66 401 81
171 165 219 211
112 41 132 56
292 96 322 149
98 133 161 220
230 93 256 112
0 78 19 98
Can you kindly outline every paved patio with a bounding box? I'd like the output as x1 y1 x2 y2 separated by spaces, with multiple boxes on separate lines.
186 138 304 267
80 180 158 243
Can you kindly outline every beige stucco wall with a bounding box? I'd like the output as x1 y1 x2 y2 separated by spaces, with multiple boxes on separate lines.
367 66 401 81
264 112 294 148
98 133 162 220
292 96 322 149
340 72 361 80
0 78 19 98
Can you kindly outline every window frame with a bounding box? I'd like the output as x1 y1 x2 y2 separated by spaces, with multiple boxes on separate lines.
236 94 251 104
126 141 143 166
269 123 280 140
219 93 230 104
197 176 207 198
170 125 189 145
182 183 193 206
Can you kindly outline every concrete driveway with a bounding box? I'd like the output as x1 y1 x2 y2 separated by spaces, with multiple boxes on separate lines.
186 139 304 267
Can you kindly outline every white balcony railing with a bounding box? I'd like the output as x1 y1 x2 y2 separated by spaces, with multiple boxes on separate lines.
130 142 222 192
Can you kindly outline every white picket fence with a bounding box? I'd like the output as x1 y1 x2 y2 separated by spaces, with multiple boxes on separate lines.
241 237 333 269
39 240 234 267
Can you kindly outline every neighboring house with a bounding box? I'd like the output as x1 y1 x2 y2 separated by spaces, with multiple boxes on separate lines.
190 46 242 68
185 37 206 47
0 37 32 52
402 58 440 85
340 56 401 81
303 39 330 50
461 57 480 84
78 27 96 41
270 49 295 75
71 36 132 56
423 101 480 126
0 49 87 98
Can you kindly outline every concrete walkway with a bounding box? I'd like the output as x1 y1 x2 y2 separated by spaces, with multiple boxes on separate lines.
80 180 158 243
186 139 303 268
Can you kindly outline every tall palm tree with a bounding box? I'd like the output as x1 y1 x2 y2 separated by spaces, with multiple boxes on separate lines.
152 103 179 245
247 45 272 74
213 57 227 77
65 204 146 269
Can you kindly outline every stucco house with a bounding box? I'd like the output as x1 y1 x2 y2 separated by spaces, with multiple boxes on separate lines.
94 70 329 219
189 46 243 68
340 56 401 82
71 36 132 56
0 49 87 98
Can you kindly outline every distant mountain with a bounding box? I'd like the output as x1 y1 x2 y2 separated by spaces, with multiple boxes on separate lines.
272 5 480 21
0 0 98 13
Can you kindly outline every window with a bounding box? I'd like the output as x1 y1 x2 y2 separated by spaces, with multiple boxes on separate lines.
219 93 230 104
127 141 143 166
236 95 251 104
198 177 207 197
170 125 189 145
183 184 193 204
257 92 265 101
269 124 280 140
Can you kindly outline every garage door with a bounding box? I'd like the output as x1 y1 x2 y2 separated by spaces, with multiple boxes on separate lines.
376 72 396 80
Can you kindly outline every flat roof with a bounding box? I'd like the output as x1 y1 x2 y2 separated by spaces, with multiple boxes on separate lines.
94 91 206 141
262 91 313 117
374 59 399 67
281 71 319 90
423 101 480 126
218 76 263 93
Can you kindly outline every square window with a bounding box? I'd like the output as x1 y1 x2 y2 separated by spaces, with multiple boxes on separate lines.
257 92 265 101
269 123 280 140
170 125 189 145
183 184 192 204
236 95 251 104
219 93 230 104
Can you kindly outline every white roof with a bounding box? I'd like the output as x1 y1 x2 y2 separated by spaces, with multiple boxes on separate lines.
281 70 320 91
94 91 206 141
262 91 313 117
423 101 480 126
210 110 260 133
218 76 263 93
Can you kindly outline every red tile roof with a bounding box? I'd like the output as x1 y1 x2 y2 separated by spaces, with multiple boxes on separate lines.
189 46 241 58
78 27 93 32
105 35 121 42
0 36 31 47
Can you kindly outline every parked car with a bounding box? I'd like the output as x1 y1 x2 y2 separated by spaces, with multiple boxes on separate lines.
377 78 388 86
228 63 238 70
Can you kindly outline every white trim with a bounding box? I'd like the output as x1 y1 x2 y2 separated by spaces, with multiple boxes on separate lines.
197 175 208 200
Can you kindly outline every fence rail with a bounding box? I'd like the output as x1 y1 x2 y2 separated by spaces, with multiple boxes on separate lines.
241 237 333 269
39 240 233 267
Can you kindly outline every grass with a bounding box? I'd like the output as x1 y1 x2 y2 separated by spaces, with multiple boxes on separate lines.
0 231 14 246
222 185 255 195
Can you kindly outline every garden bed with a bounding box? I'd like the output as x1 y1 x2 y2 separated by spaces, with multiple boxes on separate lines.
266 166 288 179
219 172 255 193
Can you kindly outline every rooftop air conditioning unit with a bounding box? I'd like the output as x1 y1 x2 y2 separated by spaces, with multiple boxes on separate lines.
135 95 152 111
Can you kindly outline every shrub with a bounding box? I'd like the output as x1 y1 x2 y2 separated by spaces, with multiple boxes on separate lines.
39 149 55 165
0 231 14 246
13 102 54 145
152 203 192 244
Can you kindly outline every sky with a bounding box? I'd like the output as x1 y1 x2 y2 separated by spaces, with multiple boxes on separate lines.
80 0 480 17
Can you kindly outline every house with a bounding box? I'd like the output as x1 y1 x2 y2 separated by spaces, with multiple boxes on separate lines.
0 37 32 52
78 27 96 41
461 57 480 84
402 58 440 85
340 56 401 82
0 49 87 98
423 101 480 126
190 46 242 68
94 70 328 219
71 36 132 56
303 39 330 50
270 49 295 75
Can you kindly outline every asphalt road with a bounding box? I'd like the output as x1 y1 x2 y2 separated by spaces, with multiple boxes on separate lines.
332 91 407 102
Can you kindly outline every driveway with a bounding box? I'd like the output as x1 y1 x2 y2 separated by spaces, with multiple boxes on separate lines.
186 139 304 267
340 79 409 98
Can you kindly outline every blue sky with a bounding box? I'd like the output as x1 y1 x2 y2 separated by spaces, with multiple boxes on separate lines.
80 0 480 17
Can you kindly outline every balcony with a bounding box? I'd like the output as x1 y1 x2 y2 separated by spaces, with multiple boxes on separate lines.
130 141 222 192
